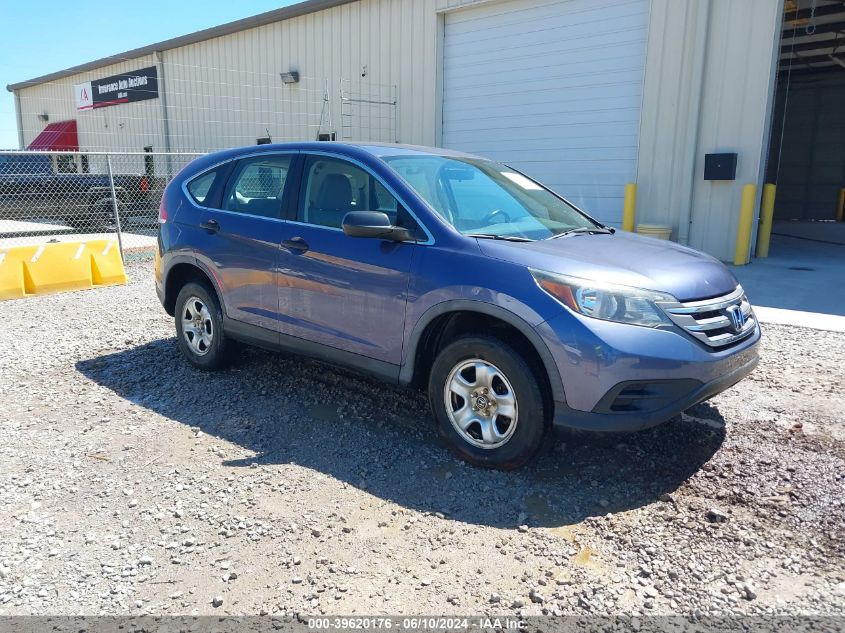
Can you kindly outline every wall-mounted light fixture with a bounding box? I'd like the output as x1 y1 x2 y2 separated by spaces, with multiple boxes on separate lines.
280 71 300 85
38 113 49 122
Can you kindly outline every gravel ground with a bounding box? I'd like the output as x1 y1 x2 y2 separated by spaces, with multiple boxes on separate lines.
0 261 843 617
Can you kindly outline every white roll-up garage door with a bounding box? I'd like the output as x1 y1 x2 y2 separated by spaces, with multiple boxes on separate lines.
441 0 649 226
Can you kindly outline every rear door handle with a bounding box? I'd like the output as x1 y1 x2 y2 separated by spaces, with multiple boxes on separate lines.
200 219 219 232
282 236 309 253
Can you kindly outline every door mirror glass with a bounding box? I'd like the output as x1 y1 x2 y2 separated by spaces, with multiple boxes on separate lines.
342 211 412 241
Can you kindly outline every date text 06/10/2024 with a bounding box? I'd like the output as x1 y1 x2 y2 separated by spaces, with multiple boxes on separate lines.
307 617 527 630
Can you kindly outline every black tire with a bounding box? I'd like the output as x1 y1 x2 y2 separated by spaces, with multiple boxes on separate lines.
66 200 117 230
428 335 548 470
174 281 235 371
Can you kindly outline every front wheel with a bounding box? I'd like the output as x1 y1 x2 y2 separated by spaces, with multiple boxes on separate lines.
428 335 548 470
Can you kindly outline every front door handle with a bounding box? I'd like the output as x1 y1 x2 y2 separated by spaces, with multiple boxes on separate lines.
200 219 219 233
282 236 309 253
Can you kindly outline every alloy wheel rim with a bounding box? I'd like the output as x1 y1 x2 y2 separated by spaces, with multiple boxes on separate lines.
181 296 213 356
444 358 518 450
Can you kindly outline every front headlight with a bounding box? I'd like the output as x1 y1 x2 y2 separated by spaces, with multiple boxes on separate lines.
530 269 676 328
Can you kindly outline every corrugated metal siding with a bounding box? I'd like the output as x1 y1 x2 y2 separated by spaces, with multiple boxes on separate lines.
636 0 782 261
12 0 784 261
635 0 708 245
15 0 440 153
15 54 166 154
440 0 649 225
637 0 782 261
687 0 781 260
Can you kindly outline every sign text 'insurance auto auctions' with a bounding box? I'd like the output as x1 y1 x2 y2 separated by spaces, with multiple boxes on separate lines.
74 66 159 110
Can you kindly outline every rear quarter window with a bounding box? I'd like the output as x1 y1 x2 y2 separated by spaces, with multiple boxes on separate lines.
186 170 218 205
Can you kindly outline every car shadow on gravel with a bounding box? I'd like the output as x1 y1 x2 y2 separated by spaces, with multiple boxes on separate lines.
77 339 726 529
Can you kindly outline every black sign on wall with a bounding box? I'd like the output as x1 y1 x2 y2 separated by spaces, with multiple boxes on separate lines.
75 66 159 110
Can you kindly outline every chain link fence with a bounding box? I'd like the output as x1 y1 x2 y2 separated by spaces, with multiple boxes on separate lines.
0 150 203 262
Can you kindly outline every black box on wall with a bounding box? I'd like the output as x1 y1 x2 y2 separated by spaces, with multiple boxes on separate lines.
704 153 738 180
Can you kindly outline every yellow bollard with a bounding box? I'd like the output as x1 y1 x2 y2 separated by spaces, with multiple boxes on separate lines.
756 184 776 258
622 183 637 232
733 184 757 266
837 188 845 222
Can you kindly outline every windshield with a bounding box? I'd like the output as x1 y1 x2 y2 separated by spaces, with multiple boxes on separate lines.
382 155 599 240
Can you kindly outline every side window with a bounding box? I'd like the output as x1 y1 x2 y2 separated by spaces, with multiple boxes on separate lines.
300 156 369 228
56 155 77 173
372 178 399 215
187 170 217 204
223 155 292 218
300 155 415 230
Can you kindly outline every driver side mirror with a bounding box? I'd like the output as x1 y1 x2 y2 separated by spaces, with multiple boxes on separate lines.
342 211 413 242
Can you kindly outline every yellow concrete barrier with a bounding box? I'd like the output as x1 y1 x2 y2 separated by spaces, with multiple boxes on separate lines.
622 183 637 232
733 184 757 266
0 239 126 301
87 239 128 286
0 248 27 300
756 183 776 258
23 242 93 295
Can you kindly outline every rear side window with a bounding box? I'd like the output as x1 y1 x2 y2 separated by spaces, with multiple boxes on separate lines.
187 170 217 204
223 155 292 218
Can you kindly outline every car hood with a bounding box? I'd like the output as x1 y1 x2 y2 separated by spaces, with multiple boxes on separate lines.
476 231 738 302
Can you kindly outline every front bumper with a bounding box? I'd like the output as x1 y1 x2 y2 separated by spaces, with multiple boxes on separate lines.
551 349 758 431
535 311 761 432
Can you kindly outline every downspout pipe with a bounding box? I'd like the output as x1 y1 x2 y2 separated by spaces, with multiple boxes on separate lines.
13 90 24 149
155 50 173 177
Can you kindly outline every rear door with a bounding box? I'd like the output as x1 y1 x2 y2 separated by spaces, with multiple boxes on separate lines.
275 153 421 364
178 152 296 332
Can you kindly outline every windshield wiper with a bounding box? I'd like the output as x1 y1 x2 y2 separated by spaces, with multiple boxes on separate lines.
466 233 534 242
547 226 615 239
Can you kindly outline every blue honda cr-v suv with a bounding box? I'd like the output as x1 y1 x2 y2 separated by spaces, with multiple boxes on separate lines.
156 142 760 469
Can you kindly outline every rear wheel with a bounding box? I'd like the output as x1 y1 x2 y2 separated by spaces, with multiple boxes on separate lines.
428 335 548 470
174 281 235 371
67 199 120 230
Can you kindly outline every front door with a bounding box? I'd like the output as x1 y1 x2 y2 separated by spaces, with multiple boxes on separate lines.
276 154 419 364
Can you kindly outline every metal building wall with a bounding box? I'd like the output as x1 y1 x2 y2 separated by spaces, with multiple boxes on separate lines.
160 0 440 151
636 0 782 262
14 53 167 156
12 0 784 262
15 0 441 154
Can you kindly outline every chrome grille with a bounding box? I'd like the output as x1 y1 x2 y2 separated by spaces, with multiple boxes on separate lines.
659 286 756 348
